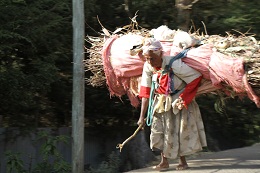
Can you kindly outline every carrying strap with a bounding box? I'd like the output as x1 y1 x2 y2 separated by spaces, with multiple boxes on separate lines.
164 48 190 73
164 48 190 95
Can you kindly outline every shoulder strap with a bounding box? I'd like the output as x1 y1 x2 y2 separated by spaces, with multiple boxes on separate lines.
164 48 190 73
164 48 190 95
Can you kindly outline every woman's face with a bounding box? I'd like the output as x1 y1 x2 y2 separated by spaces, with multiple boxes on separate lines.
144 50 162 68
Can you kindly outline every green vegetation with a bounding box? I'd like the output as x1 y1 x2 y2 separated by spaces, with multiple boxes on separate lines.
0 0 72 127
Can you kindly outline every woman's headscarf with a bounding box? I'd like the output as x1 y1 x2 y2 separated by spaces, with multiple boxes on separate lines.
142 38 162 55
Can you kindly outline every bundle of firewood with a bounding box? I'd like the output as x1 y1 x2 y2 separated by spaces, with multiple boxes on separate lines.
85 21 150 87
84 20 260 106
201 32 260 91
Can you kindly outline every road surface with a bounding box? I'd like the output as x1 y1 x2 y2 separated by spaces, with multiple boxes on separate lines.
126 143 260 173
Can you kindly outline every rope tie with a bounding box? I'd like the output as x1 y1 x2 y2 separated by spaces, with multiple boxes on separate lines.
146 80 156 126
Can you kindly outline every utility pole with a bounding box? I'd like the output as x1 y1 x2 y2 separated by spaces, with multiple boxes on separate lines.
72 0 85 172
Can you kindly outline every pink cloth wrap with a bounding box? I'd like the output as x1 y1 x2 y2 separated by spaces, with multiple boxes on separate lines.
110 34 145 77
160 41 172 56
171 44 213 80
209 51 245 92
101 34 260 108
102 34 143 107
171 44 260 108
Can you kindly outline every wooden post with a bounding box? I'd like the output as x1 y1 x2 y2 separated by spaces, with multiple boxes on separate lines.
72 0 85 172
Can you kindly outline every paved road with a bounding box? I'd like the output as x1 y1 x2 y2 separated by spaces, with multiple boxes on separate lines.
126 143 260 173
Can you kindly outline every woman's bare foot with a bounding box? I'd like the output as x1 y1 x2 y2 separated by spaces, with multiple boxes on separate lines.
176 164 189 170
153 152 169 171
153 163 169 171
176 156 189 170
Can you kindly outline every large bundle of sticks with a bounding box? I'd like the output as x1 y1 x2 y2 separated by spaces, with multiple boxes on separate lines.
84 19 260 107
202 32 260 94
85 20 150 87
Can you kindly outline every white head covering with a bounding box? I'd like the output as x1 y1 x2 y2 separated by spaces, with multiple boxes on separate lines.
142 38 162 55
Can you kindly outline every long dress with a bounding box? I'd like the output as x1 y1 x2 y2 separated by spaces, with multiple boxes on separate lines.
139 56 207 159
151 95 207 159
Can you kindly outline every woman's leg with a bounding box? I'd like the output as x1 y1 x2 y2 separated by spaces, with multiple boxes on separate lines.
160 152 169 166
176 156 189 170
153 152 169 170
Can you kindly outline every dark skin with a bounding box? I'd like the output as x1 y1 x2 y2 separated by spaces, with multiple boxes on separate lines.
144 50 163 68
137 50 188 171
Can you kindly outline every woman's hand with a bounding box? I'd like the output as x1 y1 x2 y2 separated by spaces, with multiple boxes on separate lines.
175 97 184 110
137 117 145 127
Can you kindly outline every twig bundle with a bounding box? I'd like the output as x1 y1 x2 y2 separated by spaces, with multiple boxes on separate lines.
203 33 260 94
84 20 260 98
85 18 150 87
84 36 106 87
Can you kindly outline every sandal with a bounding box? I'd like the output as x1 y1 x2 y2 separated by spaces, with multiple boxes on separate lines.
176 164 189 170
152 164 169 171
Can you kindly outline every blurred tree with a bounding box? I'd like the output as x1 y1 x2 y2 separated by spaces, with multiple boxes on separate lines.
0 0 72 127
192 0 260 37
197 95 260 150
175 0 199 31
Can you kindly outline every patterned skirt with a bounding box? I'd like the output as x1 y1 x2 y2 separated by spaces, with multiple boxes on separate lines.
150 99 207 159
